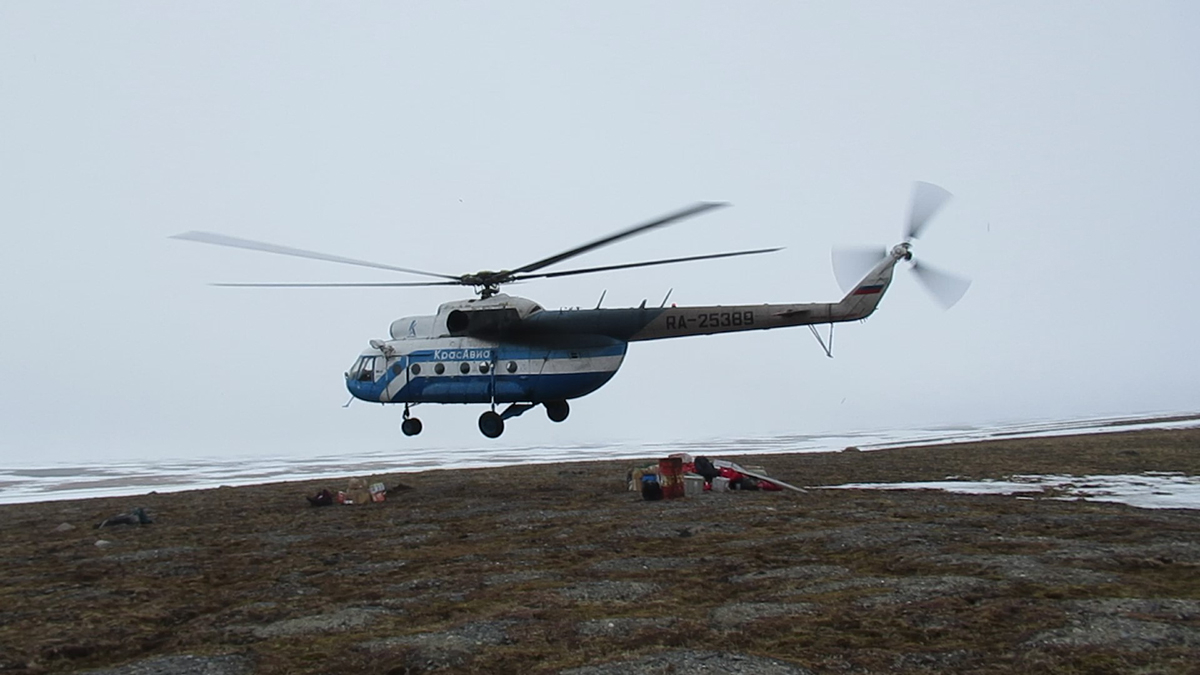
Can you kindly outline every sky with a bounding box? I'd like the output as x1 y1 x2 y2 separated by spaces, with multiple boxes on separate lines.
2 2 1199 464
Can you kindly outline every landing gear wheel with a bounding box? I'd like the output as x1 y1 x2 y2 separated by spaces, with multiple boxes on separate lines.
545 400 570 423
401 417 423 436
478 411 504 439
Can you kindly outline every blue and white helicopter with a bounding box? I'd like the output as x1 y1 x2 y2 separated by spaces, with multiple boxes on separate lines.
173 182 968 438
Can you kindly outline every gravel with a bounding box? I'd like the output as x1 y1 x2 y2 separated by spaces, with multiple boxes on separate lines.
728 563 850 585
913 553 1118 585
1023 597 1200 651
1066 597 1200 620
790 575 1000 607
76 654 253 675
709 602 820 630
559 649 813 674
559 580 660 602
576 616 677 637
780 522 956 552
1026 616 1200 651
483 569 556 585
589 556 714 573
249 608 390 639
357 620 516 671
891 649 980 671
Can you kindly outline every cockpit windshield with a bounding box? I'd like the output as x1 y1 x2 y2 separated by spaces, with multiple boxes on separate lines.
348 356 378 382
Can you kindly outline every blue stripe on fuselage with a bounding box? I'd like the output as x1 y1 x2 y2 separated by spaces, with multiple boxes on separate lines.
394 371 618 404
347 371 619 404
405 343 627 362
346 343 627 404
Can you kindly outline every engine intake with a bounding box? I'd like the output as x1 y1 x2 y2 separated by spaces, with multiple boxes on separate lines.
445 308 522 337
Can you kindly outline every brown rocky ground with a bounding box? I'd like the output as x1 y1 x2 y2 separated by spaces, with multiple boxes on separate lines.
3 427 1200 674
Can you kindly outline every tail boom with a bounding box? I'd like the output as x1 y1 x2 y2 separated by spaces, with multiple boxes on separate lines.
628 252 901 342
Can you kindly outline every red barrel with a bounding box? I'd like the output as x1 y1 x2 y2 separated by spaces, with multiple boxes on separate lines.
658 457 684 499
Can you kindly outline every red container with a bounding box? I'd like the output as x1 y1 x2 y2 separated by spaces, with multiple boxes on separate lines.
658 457 684 499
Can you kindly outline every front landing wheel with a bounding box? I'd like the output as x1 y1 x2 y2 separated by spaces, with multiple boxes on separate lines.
401 417 423 436
545 400 570 423
478 411 504 438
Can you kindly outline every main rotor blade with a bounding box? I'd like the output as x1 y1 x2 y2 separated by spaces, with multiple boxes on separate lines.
171 231 460 281
831 246 888 293
210 281 465 288
911 260 971 309
507 202 729 276
514 247 783 281
906 181 953 241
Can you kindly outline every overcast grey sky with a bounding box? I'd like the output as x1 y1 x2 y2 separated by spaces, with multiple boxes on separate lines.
3 2 1198 464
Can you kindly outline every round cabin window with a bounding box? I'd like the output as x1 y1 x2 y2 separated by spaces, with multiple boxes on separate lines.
410 363 421 375
506 361 518 373
479 362 490 374
459 362 471 375
434 363 445 375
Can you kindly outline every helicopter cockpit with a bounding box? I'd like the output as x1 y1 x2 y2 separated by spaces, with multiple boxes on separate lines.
347 354 382 383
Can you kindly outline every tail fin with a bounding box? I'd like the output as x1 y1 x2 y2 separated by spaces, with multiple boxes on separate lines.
835 258 899 320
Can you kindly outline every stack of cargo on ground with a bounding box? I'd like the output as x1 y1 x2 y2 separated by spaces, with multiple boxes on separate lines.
629 454 807 501
306 478 388 506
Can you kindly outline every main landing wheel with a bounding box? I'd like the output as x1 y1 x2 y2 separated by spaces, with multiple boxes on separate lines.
478 411 504 439
401 417 423 436
545 400 570 423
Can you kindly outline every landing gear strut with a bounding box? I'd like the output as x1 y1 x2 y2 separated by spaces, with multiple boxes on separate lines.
401 406 422 436
478 411 504 438
545 400 570 423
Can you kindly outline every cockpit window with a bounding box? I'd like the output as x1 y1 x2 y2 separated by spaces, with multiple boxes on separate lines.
350 356 377 382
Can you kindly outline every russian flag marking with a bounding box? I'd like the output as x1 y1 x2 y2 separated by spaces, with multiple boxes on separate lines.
853 284 885 295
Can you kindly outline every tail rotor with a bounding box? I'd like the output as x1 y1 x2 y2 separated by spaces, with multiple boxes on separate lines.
832 181 971 309
905 181 954 241
911 259 971 309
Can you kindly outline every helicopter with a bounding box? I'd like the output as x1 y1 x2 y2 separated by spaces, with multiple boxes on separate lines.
172 182 969 438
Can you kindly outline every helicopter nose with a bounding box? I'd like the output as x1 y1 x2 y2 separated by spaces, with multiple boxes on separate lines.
345 377 371 402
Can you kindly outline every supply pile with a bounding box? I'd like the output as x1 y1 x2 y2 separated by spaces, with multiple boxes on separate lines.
629 453 805 501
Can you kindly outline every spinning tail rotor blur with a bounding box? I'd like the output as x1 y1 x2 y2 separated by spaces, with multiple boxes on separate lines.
831 181 971 309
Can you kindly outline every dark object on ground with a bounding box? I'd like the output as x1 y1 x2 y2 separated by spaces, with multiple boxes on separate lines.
693 456 720 481
306 489 335 507
96 507 152 528
641 477 663 501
